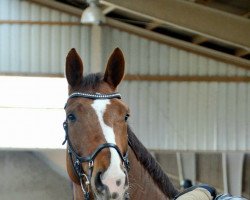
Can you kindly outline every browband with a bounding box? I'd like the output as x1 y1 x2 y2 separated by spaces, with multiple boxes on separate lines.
69 92 121 100
64 92 122 109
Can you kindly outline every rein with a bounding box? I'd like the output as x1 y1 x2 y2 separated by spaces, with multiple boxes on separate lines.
62 92 130 200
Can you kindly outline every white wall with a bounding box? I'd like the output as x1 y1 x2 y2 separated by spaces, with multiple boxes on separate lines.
101 27 250 151
0 0 249 151
0 0 91 74
0 76 67 149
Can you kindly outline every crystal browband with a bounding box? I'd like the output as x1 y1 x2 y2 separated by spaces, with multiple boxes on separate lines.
64 92 122 109
68 92 122 100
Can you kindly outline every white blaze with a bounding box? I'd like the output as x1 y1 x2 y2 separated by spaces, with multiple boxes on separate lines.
91 99 126 197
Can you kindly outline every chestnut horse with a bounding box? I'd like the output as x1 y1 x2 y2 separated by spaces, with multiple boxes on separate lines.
63 48 179 200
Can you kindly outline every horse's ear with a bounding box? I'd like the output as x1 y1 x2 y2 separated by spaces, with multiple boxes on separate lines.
65 48 83 87
104 48 125 89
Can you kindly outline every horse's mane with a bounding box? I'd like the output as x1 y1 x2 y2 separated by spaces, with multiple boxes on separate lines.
127 125 179 198
69 73 103 93
81 73 103 88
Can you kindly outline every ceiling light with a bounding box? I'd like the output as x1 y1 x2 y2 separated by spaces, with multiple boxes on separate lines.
81 0 106 25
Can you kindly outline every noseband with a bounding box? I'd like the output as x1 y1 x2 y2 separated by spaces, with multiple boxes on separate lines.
62 92 130 200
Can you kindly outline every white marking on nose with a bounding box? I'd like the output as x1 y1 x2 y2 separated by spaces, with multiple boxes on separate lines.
91 100 126 196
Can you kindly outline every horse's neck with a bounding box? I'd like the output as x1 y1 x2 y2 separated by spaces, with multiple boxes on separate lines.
128 147 170 200
72 183 82 200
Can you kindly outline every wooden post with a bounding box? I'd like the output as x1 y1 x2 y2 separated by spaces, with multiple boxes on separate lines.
222 152 228 193
176 152 184 184
181 152 196 185
227 152 244 196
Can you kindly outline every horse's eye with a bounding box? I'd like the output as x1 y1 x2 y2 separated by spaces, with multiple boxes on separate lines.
125 114 130 122
67 114 76 122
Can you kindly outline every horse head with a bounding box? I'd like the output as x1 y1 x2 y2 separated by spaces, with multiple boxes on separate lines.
64 48 130 200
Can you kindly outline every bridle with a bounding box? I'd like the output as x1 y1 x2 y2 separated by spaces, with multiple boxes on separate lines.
62 92 130 200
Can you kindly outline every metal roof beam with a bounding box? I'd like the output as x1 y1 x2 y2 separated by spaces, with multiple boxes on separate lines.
101 0 250 49
29 0 82 16
107 18 250 70
103 5 116 14
145 21 162 30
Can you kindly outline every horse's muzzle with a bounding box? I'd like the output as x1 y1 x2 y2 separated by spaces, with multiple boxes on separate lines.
93 170 129 200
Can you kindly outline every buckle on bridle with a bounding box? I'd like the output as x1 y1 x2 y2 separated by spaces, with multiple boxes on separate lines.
88 161 94 168
80 174 90 200
123 159 130 171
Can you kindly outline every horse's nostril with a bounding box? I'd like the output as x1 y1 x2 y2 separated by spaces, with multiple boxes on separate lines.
112 192 119 199
95 171 105 193
116 179 121 187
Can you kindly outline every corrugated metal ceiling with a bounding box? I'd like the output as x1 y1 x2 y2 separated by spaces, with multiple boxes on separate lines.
55 0 250 61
